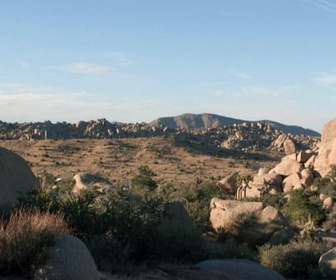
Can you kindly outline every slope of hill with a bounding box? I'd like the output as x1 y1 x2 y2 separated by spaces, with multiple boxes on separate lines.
150 113 320 137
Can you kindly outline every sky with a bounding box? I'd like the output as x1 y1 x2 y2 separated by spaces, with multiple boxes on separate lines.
1 0 336 132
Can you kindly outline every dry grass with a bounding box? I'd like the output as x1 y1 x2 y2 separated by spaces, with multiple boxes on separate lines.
0 208 70 277
0 137 280 187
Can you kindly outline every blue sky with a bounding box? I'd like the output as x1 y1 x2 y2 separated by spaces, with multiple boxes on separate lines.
1 0 336 132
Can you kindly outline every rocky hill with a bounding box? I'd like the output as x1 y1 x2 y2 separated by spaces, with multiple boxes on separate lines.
150 113 320 137
0 118 319 153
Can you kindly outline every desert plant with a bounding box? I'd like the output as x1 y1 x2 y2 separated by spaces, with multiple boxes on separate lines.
0 208 69 278
283 189 326 226
131 165 158 194
259 239 331 279
181 180 222 228
152 219 206 263
209 237 257 261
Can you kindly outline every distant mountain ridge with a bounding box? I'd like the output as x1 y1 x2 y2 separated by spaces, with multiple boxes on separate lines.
150 113 320 137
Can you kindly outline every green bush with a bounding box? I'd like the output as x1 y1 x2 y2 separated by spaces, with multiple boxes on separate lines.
181 180 222 228
19 181 166 266
0 208 69 278
210 237 257 261
259 239 331 278
283 189 326 225
131 165 157 194
152 219 206 263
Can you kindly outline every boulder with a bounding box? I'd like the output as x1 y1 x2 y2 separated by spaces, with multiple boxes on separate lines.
273 133 287 148
321 118 336 144
319 247 336 279
0 147 40 209
34 235 99 280
297 150 315 164
217 172 238 195
304 154 316 169
301 168 314 187
271 158 303 177
73 173 112 193
315 141 334 177
283 139 296 155
161 201 195 229
209 199 293 246
328 138 336 166
283 173 301 193
249 173 283 196
195 259 285 280
323 197 334 210
210 198 263 233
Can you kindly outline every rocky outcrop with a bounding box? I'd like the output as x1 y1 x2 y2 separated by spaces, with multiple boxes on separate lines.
321 118 336 144
0 147 40 209
0 119 319 153
34 235 99 280
209 198 293 246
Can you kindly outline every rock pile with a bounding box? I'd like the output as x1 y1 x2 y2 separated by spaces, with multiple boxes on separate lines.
0 119 319 152
221 118 336 206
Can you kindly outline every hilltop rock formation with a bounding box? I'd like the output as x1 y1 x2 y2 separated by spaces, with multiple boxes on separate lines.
234 117 336 200
0 117 319 153
0 147 40 209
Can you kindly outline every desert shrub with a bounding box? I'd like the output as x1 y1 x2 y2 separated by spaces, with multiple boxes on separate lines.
259 239 331 278
283 189 326 225
19 182 166 265
0 208 69 278
261 193 287 209
152 219 206 263
86 234 132 272
181 180 222 228
209 237 257 261
131 165 157 194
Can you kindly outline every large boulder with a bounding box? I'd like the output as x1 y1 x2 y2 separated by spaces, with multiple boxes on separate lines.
73 173 112 193
0 147 40 209
321 118 336 144
209 198 293 246
194 259 285 280
315 141 334 177
217 172 238 195
249 173 283 196
270 158 303 177
34 235 99 280
297 150 315 164
283 139 296 155
329 138 336 166
282 173 301 193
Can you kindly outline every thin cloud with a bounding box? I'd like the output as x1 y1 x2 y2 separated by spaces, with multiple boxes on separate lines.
100 52 135 66
55 63 115 74
314 72 336 86
229 71 252 80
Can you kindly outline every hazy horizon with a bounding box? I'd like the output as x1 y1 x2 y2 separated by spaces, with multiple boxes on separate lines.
1 1 336 132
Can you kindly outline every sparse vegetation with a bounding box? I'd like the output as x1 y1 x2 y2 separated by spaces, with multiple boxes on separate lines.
259 239 331 279
0 209 69 278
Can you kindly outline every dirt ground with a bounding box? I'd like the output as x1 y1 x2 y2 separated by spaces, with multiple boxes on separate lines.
0 137 281 187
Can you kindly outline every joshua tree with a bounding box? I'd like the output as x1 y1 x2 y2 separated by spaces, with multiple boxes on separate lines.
235 174 253 200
